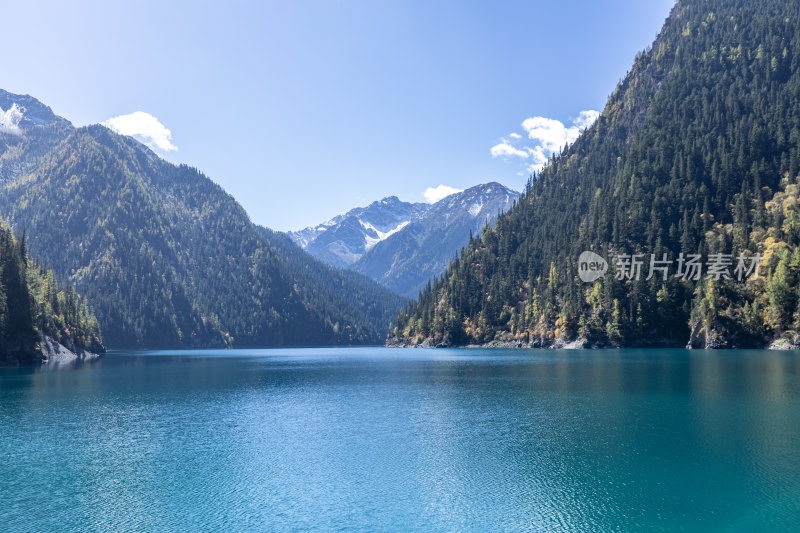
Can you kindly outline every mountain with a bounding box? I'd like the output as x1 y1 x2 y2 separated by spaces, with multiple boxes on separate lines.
290 196 430 268
0 92 406 348
351 183 519 297
0 89 64 130
0 89 73 183
391 0 800 349
291 183 519 296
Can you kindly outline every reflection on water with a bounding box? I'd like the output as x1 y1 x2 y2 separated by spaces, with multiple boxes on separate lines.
2 348 800 532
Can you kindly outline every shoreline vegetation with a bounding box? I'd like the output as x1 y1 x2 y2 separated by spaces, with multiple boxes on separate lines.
0 218 104 366
386 334 800 351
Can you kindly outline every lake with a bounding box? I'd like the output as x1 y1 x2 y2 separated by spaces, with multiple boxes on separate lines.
2 347 800 531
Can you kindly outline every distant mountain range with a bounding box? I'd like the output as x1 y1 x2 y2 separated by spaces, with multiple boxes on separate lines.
290 183 519 296
0 88 406 348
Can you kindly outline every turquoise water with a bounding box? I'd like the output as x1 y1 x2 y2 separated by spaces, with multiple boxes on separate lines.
2 348 800 532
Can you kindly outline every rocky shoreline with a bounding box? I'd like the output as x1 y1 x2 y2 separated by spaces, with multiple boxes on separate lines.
0 334 103 367
40 335 102 365
387 335 800 350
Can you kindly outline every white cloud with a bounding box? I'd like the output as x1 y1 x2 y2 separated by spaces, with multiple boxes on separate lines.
521 116 581 152
103 111 177 152
490 142 528 159
491 109 600 174
521 110 600 152
574 109 600 129
424 184 463 203
0 103 24 135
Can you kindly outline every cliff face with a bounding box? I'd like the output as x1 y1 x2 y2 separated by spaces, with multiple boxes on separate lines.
0 328 105 367
39 335 102 366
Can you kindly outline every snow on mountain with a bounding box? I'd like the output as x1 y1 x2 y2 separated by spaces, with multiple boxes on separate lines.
288 196 429 269
0 90 73 183
0 89 66 131
361 219 411 251
289 182 519 295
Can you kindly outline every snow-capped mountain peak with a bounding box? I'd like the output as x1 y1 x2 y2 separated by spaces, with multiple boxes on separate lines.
0 89 67 132
288 182 520 294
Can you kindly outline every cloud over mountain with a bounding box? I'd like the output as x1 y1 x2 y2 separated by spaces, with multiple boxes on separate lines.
0 103 24 135
491 110 600 174
103 111 177 152
423 184 463 203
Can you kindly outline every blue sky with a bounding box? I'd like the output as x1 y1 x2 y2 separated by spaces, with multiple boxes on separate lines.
1 0 673 231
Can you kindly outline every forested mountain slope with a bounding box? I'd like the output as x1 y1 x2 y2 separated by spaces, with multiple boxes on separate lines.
258 226 407 337
392 0 800 349
0 97 405 348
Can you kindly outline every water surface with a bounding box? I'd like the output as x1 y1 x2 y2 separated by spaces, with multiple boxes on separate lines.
2 347 800 531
